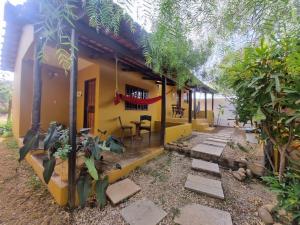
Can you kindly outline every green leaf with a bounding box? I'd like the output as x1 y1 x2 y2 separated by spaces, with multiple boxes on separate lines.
42 156 56 184
44 122 60 150
253 107 266 123
19 132 39 161
84 157 99 180
274 75 281 92
77 175 92 207
95 176 109 208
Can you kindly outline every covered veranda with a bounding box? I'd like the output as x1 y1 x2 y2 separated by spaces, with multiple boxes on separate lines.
1 2 197 207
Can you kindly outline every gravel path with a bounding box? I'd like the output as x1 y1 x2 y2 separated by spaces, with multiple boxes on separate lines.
73 152 276 225
0 129 276 225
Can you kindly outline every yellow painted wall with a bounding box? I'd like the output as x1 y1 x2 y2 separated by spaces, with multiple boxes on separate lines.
165 123 192 144
75 59 168 138
12 25 34 137
15 61 70 136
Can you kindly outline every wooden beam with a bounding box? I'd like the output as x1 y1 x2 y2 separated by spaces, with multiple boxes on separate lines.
212 93 214 111
76 21 144 64
193 90 197 119
68 28 78 208
31 36 43 134
204 92 207 119
161 76 166 145
142 76 162 81
188 90 192 123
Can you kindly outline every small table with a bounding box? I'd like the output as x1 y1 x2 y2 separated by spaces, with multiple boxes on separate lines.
130 121 144 139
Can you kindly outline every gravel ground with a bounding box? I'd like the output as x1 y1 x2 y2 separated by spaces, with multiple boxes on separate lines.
72 151 276 225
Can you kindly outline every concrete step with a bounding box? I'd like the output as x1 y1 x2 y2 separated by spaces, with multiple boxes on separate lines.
203 140 227 148
185 174 224 200
206 137 228 144
106 178 141 205
191 159 220 176
174 204 233 225
191 143 224 162
203 127 215 132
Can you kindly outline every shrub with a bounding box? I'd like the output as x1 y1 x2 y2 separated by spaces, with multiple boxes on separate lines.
263 168 300 224
0 120 12 137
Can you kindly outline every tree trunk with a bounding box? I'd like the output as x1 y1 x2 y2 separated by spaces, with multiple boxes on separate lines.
278 146 286 182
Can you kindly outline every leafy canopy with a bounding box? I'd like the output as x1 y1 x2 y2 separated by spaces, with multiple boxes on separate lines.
143 0 213 87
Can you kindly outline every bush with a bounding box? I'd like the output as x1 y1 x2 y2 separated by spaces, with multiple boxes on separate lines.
0 120 12 137
262 168 300 223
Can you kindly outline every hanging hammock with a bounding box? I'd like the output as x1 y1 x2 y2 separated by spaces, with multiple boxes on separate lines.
114 93 161 105
113 56 168 106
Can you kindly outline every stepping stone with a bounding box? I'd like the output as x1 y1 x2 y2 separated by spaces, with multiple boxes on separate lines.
191 144 224 161
121 199 167 225
106 178 141 205
206 137 228 144
214 134 231 138
203 140 227 148
192 159 220 176
174 203 233 225
185 174 224 199
246 133 258 144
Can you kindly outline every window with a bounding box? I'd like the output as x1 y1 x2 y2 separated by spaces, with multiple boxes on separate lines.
125 85 149 110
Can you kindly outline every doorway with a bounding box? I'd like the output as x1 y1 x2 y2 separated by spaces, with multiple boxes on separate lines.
83 79 96 132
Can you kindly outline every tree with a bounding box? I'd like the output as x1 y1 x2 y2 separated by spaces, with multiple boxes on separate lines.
143 0 215 87
218 35 300 180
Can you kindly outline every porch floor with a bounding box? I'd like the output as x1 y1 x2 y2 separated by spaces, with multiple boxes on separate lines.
100 132 162 173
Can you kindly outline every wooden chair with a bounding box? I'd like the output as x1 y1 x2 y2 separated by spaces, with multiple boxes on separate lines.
118 116 133 143
140 115 152 144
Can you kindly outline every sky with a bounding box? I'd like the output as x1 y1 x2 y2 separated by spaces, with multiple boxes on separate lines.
0 0 27 81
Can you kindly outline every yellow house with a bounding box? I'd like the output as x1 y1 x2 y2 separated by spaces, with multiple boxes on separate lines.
0 2 216 206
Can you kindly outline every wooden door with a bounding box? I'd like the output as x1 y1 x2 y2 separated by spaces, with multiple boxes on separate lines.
84 79 96 132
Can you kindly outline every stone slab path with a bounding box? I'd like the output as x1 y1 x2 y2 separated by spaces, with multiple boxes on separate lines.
246 133 258 144
106 178 141 205
191 143 224 161
203 140 227 148
174 204 233 225
184 174 224 199
121 199 167 225
206 137 228 144
192 158 220 176
212 135 231 140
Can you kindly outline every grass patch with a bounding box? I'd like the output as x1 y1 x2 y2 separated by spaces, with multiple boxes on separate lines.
0 120 13 137
4 138 19 150
171 207 180 219
27 175 42 191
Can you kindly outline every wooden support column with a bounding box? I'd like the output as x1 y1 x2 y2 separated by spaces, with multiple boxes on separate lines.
188 90 192 123
193 90 196 119
68 28 78 208
204 92 207 118
161 76 166 145
212 93 214 111
31 36 43 133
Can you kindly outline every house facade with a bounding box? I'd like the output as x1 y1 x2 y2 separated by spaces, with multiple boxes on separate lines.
1 2 215 143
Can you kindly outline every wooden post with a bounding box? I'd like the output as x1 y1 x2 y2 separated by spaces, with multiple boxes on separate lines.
177 90 181 107
161 76 166 145
193 90 196 119
68 28 78 208
31 36 43 133
212 93 214 111
188 90 192 123
204 92 207 118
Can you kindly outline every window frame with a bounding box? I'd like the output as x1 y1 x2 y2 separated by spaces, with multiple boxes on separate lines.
125 84 149 111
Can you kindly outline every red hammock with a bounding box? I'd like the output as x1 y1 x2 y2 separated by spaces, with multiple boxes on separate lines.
114 93 162 105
